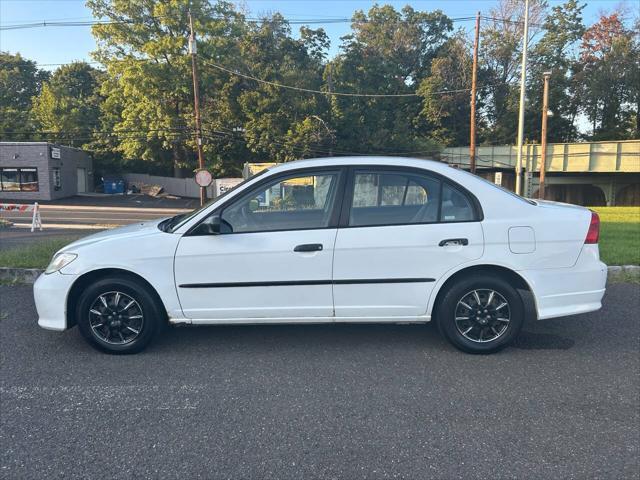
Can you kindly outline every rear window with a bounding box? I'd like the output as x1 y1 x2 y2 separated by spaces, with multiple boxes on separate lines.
458 169 535 205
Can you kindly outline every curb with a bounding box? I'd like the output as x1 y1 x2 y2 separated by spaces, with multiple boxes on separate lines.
0 268 43 285
1 265 638 286
11 223 117 230
37 205 191 214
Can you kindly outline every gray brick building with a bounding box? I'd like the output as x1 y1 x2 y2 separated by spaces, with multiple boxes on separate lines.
0 142 93 201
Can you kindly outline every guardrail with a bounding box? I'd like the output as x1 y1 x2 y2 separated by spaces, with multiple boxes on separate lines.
441 140 640 173
0 203 42 232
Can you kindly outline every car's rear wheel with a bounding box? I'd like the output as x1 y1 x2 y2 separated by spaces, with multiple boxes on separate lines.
436 274 525 354
76 276 164 354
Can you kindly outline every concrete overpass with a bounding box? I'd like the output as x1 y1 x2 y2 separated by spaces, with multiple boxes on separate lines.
440 140 640 206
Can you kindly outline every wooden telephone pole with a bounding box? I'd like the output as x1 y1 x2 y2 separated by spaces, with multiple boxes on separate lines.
188 10 206 206
538 71 551 199
469 11 480 174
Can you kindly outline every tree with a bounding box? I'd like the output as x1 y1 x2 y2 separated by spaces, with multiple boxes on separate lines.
327 5 453 154
575 12 639 140
0 52 49 140
202 14 332 167
417 32 474 146
87 0 246 176
480 0 547 144
525 0 585 142
31 62 104 147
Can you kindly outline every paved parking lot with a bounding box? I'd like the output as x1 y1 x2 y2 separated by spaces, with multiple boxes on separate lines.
1 283 638 479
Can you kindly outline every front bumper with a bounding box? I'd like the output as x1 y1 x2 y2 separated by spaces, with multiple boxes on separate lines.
34 271 78 331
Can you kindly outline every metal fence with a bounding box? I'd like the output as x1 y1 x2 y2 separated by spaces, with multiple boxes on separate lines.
441 140 640 173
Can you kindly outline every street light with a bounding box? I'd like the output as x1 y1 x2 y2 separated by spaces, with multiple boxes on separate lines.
539 71 552 200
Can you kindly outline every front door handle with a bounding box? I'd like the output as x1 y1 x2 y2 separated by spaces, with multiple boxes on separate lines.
439 238 469 247
294 243 323 252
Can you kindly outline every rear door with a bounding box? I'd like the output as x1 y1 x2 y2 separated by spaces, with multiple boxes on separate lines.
332 167 484 319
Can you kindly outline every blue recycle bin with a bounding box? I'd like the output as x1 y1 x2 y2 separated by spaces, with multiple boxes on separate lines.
103 179 125 194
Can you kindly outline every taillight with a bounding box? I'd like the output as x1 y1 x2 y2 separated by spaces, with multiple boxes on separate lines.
585 211 600 244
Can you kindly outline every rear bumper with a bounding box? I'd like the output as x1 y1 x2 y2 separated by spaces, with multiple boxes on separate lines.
521 246 607 320
34 271 77 331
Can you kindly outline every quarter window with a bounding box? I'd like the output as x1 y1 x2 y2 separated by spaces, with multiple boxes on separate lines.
220 172 339 233
441 183 475 222
349 171 440 227
0 168 39 192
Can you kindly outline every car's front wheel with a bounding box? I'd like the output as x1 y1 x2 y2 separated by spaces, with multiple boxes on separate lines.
436 274 525 354
76 276 164 354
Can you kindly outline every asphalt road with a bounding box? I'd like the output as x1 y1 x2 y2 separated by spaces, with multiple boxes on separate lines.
1 205 187 228
1 283 638 479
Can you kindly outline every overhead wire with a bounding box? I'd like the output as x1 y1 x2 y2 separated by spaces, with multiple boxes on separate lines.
0 15 479 31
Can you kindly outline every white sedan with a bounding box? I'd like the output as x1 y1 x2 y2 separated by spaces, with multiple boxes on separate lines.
34 157 607 354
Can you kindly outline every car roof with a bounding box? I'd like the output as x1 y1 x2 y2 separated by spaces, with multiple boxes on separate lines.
267 156 454 175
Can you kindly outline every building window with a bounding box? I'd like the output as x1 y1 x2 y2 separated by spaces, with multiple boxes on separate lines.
0 168 39 192
52 168 61 190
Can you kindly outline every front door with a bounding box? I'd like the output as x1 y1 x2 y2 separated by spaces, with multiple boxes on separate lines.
174 169 344 321
76 168 86 193
332 168 484 319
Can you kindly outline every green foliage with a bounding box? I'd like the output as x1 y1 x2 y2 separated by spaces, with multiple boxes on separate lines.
525 0 585 142
0 237 83 269
87 0 245 174
1 1 638 176
418 33 473 146
327 5 452 154
591 206 640 265
575 13 640 140
31 62 104 147
0 52 49 140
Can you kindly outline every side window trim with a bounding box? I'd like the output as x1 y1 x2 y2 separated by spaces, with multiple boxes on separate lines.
339 165 482 228
186 166 347 236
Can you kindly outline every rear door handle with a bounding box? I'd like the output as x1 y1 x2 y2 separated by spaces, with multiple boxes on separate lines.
439 238 469 247
294 243 323 252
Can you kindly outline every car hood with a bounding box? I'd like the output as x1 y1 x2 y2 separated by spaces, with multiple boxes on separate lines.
60 218 168 253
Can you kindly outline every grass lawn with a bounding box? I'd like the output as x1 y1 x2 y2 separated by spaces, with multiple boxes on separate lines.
0 206 637 270
0 237 81 269
591 206 640 266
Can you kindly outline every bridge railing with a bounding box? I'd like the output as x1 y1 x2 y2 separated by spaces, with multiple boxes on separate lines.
440 139 640 173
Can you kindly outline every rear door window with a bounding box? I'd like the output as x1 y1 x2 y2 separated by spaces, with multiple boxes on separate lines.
349 171 441 227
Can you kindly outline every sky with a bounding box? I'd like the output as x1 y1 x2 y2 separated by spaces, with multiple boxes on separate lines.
0 0 634 70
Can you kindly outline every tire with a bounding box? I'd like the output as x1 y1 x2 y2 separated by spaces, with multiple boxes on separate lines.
76 275 164 354
436 274 525 354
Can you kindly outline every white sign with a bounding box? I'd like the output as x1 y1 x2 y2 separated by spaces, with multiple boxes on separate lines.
215 178 243 198
525 171 534 197
51 147 61 159
494 172 502 185
194 169 213 187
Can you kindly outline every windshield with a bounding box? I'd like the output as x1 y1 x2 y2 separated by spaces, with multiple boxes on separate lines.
163 169 269 233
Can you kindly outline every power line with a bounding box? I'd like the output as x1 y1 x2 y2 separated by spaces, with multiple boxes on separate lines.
201 59 418 97
204 127 443 157
0 15 479 31
201 58 500 98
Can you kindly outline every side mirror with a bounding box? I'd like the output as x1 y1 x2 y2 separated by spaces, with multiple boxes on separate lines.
209 214 222 234
192 214 222 235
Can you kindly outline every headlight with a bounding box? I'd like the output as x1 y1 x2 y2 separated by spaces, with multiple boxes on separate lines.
45 253 78 274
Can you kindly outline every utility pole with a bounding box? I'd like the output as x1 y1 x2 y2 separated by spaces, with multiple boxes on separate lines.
327 64 333 157
469 11 481 174
514 0 530 196
538 71 551 199
189 10 206 206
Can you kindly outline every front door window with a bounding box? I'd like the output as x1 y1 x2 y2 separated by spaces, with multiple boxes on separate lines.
220 172 339 233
